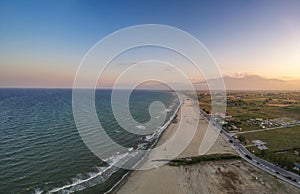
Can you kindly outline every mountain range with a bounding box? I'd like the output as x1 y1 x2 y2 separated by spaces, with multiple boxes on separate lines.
194 75 300 90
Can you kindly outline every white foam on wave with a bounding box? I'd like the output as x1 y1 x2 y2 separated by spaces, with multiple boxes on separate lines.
34 188 43 194
106 100 182 193
145 133 157 142
148 100 182 141
136 125 145 129
137 143 148 149
164 108 171 112
48 151 138 194
48 100 183 194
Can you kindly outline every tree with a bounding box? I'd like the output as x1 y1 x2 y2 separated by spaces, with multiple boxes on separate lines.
238 135 246 143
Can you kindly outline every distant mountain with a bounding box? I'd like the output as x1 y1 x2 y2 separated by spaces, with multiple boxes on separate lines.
194 74 300 90
114 74 300 91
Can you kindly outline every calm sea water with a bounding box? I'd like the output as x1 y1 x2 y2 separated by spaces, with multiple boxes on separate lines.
0 89 179 194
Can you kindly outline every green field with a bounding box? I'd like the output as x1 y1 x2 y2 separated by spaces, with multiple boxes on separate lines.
198 91 300 173
242 126 300 151
280 105 300 114
241 126 300 174
198 91 300 131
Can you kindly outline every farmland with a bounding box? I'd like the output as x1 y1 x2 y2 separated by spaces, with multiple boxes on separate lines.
198 91 300 174
241 126 300 174
198 91 300 132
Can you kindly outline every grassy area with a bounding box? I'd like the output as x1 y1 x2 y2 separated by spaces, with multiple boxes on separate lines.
237 124 260 131
169 154 240 166
242 126 300 151
242 126 300 174
260 151 300 175
198 91 300 131
245 145 261 154
280 105 300 114
198 91 300 174
226 104 285 122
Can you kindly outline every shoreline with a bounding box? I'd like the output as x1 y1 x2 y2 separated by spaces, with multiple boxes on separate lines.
106 97 183 193
113 95 204 193
113 96 300 194
114 96 244 194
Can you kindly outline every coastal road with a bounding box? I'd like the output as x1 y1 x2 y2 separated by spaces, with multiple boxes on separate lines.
222 128 300 188
200 111 300 189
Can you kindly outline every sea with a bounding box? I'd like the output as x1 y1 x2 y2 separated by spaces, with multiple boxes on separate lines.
0 89 180 194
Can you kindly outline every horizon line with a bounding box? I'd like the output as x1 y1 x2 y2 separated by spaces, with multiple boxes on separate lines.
1 87 300 92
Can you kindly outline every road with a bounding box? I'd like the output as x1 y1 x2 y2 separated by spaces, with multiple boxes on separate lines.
200 110 300 189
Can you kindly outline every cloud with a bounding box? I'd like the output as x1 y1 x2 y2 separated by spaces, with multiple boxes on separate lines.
117 62 140 66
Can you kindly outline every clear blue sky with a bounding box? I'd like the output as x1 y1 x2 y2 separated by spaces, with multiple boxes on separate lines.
1 0 300 87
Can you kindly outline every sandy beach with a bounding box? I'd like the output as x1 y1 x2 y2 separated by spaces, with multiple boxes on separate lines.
114 96 230 193
115 96 299 194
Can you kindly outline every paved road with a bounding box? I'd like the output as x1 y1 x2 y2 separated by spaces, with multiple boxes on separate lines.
200 111 300 189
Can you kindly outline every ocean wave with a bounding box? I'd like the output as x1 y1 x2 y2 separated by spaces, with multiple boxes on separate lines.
46 98 182 194
34 188 43 194
145 133 157 142
135 125 145 130
137 143 148 149
52 101 180 194
47 151 138 194
164 108 171 112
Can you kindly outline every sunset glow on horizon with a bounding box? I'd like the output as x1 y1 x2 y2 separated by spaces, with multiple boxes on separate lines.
1 0 300 89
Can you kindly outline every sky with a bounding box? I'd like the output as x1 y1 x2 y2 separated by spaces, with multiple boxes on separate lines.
1 0 300 88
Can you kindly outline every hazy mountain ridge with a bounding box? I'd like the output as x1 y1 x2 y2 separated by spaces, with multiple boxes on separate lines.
122 75 300 91
195 74 300 90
